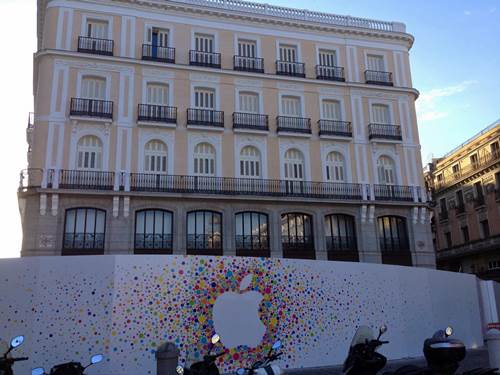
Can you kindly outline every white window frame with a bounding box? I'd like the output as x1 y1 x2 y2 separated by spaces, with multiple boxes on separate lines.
235 136 268 179
143 139 168 174
279 141 311 181
188 134 222 177
276 40 302 62
315 45 341 66
234 34 262 58
278 91 305 117
193 142 217 176
80 13 113 39
142 79 174 106
76 135 103 170
239 145 262 179
190 82 220 110
368 99 395 124
321 144 352 183
325 151 346 182
138 132 175 174
191 27 219 52
319 95 346 121
69 130 110 171
372 151 402 185
235 87 264 114
364 50 389 72
143 22 174 47
76 71 112 101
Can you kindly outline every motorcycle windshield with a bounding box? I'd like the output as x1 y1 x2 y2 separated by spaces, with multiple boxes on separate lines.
349 326 375 347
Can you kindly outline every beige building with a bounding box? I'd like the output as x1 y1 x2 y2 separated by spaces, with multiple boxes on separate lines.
19 0 433 267
425 120 500 281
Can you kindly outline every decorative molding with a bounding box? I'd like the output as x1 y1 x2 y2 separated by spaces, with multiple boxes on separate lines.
361 205 367 223
54 59 134 74
350 89 405 101
412 206 418 224
143 69 176 79
419 207 427 224
51 194 59 216
40 194 47 216
113 196 120 218
368 205 375 224
234 134 268 179
39 234 55 249
189 73 220 83
123 197 130 218
234 78 263 87
318 87 346 96
277 82 304 91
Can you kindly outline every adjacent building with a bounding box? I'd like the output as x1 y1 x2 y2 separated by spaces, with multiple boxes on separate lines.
19 0 433 267
425 120 500 281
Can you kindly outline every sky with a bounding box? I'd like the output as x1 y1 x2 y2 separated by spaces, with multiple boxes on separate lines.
0 0 499 258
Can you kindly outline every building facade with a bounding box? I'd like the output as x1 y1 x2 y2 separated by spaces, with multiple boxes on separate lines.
425 120 500 281
19 0 433 267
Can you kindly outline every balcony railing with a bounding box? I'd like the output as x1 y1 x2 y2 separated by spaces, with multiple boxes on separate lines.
189 50 221 68
70 98 113 119
138 104 177 124
365 70 393 86
277 116 311 134
373 184 415 202
326 236 359 262
368 123 402 141
187 109 224 128
437 234 500 261
316 65 345 82
77 36 114 56
134 234 173 254
276 61 306 77
142 44 175 63
56 170 114 190
186 234 223 255
282 236 315 259
62 233 105 255
233 112 269 131
233 56 264 73
318 120 352 137
235 235 270 257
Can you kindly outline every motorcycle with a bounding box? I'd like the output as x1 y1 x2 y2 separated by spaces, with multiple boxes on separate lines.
236 339 283 375
31 354 104 375
176 334 226 375
343 325 389 375
0 335 28 375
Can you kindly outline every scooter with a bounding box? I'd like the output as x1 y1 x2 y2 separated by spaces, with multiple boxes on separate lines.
31 354 104 375
0 335 28 375
236 339 283 375
176 334 226 375
343 325 389 375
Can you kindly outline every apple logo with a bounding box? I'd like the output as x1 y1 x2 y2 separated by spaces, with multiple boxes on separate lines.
212 273 266 349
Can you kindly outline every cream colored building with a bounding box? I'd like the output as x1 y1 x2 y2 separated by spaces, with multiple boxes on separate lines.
19 0 433 266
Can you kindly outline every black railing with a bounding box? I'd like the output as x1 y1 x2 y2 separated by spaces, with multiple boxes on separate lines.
326 236 359 262
234 56 264 73
316 65 345 82
186 234 223 255
368 123 402 141
187 109 224 127
138 104 177 124
235 235 270 257
63 233 105 255
374 185 414 202
78 36 114 56
318 120 352 137
282 237 315 259
58 170 114 190
365 70 393 86
381 251 413 266
189 50 221 68
70 98 113 119
233 112 269 131
276 61 306 77
142 44 175 63
277 116 311 134
134 234 173 254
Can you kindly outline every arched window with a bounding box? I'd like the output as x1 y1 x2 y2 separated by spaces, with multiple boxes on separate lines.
235 212 269 256
284 148 305 181
325 214 358 261
63 208 106 254
144 140 167 173
281 213 314 259
194 143 216 176
187 210 222 255
377 216 412 266
377 156 396 185
77 135 102 170
240 146 261 178
325 151 345 182
81 76 106 100
134 210 173 254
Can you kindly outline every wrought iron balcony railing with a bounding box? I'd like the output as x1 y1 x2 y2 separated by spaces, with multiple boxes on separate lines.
62 233 105 255
365 70 393 86
134 234 173 254
276 61 306 77
233 56 264 73
373 184 415 202
316 65 345 82
326 236 359 262
187 109 224 127
189 50 221 68
138 104 177 124
142 44 175 63
277 116 311 134
55 170 115 190
77 36 114 56
186 234 223 255
282 236 315 259
70 98 113 119
235 235 270 257
233 112 269 131
318 120 352 137
368 123 402 141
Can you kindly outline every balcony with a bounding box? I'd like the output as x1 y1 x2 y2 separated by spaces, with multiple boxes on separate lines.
276 61 306 77
365 70 393 86
368 123 402 141
277 116 311 134
138 104 177 124
187 109 224 128
316 65 345 82
54 170 115 190
189 50 221 68
233 56 264 73
373 184 415 202
77 36 113 56
62 233 105 256
235 235 270 258
282 237 315 259
142 44 175 64
134 234 173 255
233 112 269 131
318 120 352 137
326 236 359 262
70 98 113 120
186 234 223 256
437 234 500 261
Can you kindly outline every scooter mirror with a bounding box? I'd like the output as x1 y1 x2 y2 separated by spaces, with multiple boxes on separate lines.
10 335 24 348
211 334 220 344
91 354 104 364
272 340 282 350
176 366 185 374
237 368 245 375
445 326 453 337
379 325 388 335
31 368 45 375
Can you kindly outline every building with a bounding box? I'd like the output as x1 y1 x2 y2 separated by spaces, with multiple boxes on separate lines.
425 119 500 281
19 0 433 267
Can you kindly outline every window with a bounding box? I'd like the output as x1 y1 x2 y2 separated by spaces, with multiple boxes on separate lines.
318 49 337 67
284 149 305 181
77 135 102 170
81 77 106 99
377 216 409 252
235 212 269 254
281 213 314 258
461 226 470 243
474 181 484 201
439 198 447 214
470 153 479 167
281 96 301 117
135 210 173 253
147 84 169 105
239 92 259 114
279 44 297 62
456 190 465 212
240 146 261 178
452 164 460 177
372 104 390 124
377 156 396 185
86 19 108 39
195 33 214 52
63 208 105 252
488 260 500 270
194 142 216 176
144 140 167 173
325 152 345 182
322 100 341 120
480 220 490 239
194 88 215 109
491 141 499 156
437 173 443 182
367 54 385 71
238 39 257 57
445 232 452 249
325 214 357 251
187 210 222 253
147 27 169 47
